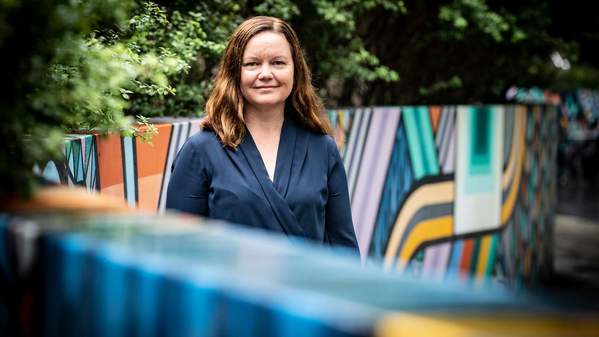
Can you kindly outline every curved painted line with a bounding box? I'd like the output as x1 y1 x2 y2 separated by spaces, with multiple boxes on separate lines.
392 106 526 272
385 105 528 270
502 105 526 190
383 180 454 268
347 108 372 199
353 108 401 256
397 215 453 271
501 108 527 225
502 106 515 171
437 107 456 174
394 203 453 260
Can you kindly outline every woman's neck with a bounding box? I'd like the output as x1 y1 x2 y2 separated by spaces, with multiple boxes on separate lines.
244 104 285 133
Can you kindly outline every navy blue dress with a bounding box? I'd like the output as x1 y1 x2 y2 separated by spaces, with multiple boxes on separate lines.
166 116 359 251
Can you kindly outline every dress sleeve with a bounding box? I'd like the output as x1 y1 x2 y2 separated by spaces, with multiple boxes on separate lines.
325 138 360 253
165 138 210 216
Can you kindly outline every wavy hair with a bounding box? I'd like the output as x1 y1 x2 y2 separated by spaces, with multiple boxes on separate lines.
201 16 331 148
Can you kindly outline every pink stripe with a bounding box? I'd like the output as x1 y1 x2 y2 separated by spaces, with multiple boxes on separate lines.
422 246 440 277
351 107 400 256
443 126 456 174
423 242 452 280
433 242 452 280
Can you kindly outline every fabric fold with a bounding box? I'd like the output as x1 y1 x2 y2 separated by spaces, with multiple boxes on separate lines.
239 118 306 237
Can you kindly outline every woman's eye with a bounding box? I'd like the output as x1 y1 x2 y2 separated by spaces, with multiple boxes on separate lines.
243 62 258 67
273 61 285 66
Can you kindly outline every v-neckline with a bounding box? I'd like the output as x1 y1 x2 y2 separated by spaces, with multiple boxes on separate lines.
237 116 306 237
242 117 295 191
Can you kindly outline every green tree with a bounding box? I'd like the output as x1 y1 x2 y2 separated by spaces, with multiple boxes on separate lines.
0 0 175 197
2 0 598 198
100 0 401 116
354 0 599 104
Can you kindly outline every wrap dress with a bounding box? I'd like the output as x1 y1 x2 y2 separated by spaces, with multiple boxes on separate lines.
166 116 359 251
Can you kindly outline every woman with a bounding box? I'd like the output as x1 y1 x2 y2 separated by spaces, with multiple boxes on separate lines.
166 16 358 251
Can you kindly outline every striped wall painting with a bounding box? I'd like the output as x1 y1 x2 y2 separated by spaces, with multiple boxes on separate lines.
332 105 557 284
41 106 557 284
41 118 203 213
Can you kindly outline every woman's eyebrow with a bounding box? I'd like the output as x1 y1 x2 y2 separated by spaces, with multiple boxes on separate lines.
242 55 289 62
243 55 260 60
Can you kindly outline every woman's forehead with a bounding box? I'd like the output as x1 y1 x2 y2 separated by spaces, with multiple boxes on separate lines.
243 31 291 58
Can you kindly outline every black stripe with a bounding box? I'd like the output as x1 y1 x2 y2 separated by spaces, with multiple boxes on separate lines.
157 123 176 211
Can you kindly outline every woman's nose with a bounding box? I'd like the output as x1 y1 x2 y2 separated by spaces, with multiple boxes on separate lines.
258 64 273 80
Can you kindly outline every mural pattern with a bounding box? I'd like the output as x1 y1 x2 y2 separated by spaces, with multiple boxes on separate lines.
330 105 557 284
42 106 558 283
40 118 202 212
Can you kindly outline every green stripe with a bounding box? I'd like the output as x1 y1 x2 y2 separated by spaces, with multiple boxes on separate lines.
85 136 93 167
403 106 439 180
65 141 72 160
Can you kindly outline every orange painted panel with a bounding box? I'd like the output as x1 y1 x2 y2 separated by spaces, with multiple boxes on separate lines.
136 124 172 177
429 106 442 134
95 133 124 197
137 174 163 211
102 183 125 199
136 124 172 210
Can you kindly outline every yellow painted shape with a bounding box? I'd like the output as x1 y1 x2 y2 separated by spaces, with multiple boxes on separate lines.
337 109 345 125
501 108 527 225
385 105 526 271
376 313 599 337
397 216 453 271
475 235 492 278
384 181 454 269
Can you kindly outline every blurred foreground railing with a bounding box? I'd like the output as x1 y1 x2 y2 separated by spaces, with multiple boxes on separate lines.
1 211 598 337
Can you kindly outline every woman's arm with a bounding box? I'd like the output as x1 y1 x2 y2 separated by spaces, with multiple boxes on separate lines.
324 138 360 253
166 138 210 216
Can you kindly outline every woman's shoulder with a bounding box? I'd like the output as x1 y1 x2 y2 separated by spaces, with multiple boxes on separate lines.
186 127 221 149
303 128 337 151
178 128 225 161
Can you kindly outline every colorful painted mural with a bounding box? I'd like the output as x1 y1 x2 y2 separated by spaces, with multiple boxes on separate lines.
40 118 202 212
41 106 558 283
329 105 558 284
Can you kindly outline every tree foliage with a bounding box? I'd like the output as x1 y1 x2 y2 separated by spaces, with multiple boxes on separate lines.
96 0 402 116
1 0 134 196
356 0 599 104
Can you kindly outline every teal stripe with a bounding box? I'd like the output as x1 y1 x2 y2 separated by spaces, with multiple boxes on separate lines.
65 141 71 161
71 141 81 182
123 136 136 207
42 161 61 184
468 106 493 175
402 106 439 180
75 141 83 182
85 136 93 172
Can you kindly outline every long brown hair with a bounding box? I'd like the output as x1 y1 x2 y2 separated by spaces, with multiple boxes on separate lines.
201 16 331 148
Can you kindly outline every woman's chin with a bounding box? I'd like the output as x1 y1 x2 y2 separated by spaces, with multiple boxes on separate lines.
247 99 287 109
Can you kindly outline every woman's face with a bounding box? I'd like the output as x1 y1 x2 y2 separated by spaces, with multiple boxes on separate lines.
240 31 294 111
